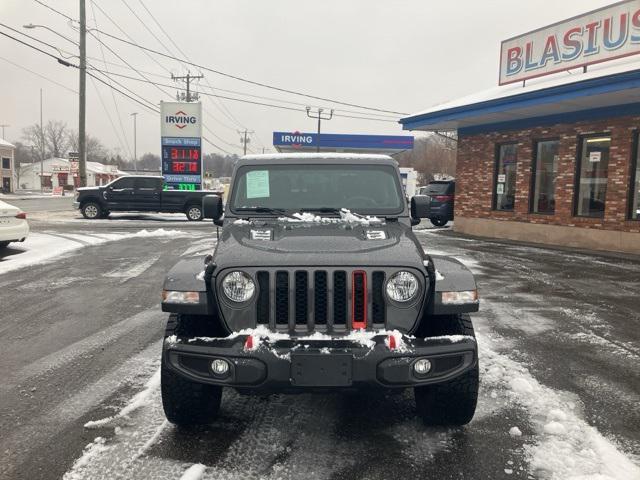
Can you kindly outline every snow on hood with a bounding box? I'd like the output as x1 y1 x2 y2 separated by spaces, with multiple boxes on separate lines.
277 208 383 226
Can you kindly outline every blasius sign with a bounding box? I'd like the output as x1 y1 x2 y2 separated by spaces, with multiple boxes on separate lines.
499 0 640 85
160 101 202 138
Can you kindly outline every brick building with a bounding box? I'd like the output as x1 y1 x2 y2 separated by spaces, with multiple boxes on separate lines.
400 64 640 254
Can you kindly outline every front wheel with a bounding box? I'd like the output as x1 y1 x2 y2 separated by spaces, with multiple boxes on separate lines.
185 204 203 221
430 217 448 227
161 360 222 425
81 202 101 220
414 314 479 425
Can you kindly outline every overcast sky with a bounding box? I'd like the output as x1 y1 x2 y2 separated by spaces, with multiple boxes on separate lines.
0 0 615 158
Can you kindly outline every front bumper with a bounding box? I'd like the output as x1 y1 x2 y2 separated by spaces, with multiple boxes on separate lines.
163 333 477 392
73 201 80 209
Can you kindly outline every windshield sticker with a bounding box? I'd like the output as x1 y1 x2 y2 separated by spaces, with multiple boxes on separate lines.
246 170 270 198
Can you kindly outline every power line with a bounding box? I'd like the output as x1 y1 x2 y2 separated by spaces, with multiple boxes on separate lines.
89 0 132 159
134 0 247 130
1 29 234 156
0 55 77 94
32 0 407 116
85 67 398 122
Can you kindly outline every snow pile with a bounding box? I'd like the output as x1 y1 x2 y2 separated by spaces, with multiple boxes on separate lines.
480 334 640 480
277 208 382 225
509 427 523 437
63 437 111 480
84 368 160 429
0 228 189 276
233 219 251 225
427 334 475 344
180 463 207 480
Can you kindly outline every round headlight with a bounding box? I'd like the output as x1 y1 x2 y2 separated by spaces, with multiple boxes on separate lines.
386 271 419 302
222 271 255 302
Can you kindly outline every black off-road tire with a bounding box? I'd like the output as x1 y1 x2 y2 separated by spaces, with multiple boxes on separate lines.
430 217 448 227
81 202 102 219
185 204 203 221
161 360 222 426
414 314 479 426
161 313 225 425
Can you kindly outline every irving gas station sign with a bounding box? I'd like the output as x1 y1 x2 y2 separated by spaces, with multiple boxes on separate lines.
160 101 202 190
499 0 640 85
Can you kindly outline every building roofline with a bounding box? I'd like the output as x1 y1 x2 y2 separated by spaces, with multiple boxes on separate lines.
400 67 640 131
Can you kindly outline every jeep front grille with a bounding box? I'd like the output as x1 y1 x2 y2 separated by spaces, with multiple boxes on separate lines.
255 269 387 331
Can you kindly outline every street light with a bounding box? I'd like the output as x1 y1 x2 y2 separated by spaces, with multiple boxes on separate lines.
23 23 78 48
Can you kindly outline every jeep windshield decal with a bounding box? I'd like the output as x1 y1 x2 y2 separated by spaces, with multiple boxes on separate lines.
230 164 404 216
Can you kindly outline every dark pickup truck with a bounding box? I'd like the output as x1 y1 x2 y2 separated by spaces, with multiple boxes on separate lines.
74 175 214 221
160 154 480 427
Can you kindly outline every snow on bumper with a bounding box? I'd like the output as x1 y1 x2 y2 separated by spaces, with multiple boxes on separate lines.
163 332 477 390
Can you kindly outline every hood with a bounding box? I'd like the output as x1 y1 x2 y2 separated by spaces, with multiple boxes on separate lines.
213 219 425 269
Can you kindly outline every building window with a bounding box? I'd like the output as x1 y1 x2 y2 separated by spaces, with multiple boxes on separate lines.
575 135 611 217
1 157 10 169
531 140 559 214
631 133 640 220
494 144 517 211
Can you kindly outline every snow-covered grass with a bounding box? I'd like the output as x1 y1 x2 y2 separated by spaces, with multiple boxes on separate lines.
0 228 189 276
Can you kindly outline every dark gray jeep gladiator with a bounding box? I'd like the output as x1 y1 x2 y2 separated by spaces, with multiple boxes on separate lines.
161 153 479 426
73 175 213 221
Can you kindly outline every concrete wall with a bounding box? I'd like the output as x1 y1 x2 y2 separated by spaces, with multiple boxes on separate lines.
455 114 640 253
454 216 640 255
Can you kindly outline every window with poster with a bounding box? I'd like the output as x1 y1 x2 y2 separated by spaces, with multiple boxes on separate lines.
630 132 640 221
574 134 610 218
493 143 518 211
531 140 559 214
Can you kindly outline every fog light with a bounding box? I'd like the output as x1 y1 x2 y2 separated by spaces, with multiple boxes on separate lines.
211 359 229 375
414 358 432 375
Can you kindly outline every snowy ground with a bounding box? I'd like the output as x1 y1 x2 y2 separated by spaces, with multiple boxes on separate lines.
1 217 638 480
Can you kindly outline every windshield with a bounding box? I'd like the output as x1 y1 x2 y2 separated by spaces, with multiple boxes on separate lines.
230 164 404 215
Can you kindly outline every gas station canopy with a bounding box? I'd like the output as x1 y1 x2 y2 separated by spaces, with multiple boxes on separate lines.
273 132 414 154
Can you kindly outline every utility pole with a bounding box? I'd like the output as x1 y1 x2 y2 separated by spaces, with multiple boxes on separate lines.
0 124 9 139
40 89 44 192
238 130 254 156
171 72 204 102
306 107 333 153
131 112 138 171
78 0 87 187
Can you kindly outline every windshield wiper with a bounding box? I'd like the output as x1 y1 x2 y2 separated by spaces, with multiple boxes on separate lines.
300 207 342 215
235 207 298 219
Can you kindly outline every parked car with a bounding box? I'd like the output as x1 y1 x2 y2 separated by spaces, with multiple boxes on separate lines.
160 154 479 427
416 180 455 227
0 200 29 249
74 176 215 221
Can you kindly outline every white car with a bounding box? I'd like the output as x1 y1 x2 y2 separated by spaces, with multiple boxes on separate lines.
0 200 29 249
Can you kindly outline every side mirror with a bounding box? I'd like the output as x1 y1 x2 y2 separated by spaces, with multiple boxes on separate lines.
203 194 223 225
411 195 430 220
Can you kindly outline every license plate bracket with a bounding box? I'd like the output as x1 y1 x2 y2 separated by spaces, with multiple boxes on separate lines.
290 353 353 387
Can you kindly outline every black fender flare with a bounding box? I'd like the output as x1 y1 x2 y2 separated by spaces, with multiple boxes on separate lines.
162 257 215 315
427 255 479 315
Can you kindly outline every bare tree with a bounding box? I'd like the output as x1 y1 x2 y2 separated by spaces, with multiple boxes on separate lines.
396 134 457 184
44 120 70 158
68 131 108 162
22 124 46 162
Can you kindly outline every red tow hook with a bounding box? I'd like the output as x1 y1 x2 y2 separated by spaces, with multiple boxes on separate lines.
387 334 397 350
244 335 254 351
